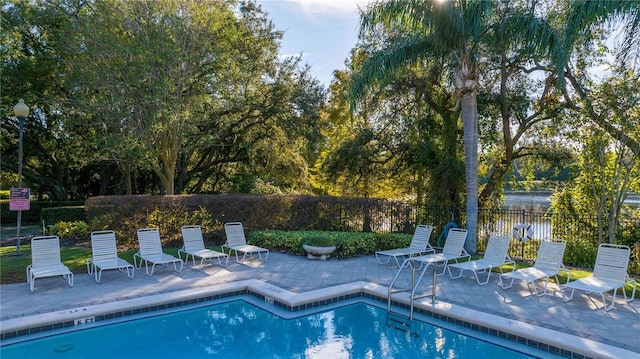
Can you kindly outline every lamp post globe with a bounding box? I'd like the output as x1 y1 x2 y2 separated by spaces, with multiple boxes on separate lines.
13 99 29 256
13 98 29 116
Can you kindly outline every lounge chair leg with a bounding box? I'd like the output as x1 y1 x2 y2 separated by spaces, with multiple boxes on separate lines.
605 291 616 311
478 270 491 285
533 279 547 296
498 275 514 289
447 265 462 279
628 280 637 302
561 287 575 302
376 253 392 265
436 264 447 276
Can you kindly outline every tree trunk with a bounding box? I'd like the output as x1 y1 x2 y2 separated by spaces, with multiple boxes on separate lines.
153 130 179 195
460 92 479 254
455 54 479 254
156 168 175 195
117 162 133 195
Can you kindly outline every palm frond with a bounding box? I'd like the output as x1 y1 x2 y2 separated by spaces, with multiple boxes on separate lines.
496 12 562 60
563 0 640 67
349 34 442 108
353 0 492 107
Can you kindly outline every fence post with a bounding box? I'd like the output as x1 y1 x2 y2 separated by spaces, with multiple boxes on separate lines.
521 209 526 257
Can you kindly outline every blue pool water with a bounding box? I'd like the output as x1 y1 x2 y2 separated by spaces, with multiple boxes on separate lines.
1 300 549 358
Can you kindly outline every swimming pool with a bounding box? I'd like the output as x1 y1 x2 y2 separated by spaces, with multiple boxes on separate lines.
1 298 557 359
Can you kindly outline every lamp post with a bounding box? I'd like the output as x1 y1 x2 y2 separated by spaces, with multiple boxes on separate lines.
13 99 29 256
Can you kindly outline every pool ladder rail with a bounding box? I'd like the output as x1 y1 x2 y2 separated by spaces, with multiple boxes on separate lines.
386 256 444 323
386 311 419 337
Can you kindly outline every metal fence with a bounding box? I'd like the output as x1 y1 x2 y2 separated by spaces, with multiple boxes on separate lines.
328 203 640 275
475 208 640 258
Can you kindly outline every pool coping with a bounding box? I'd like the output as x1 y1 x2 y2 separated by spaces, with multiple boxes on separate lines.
1 279 637 359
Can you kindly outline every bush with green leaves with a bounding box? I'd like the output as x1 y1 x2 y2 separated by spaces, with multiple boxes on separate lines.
2 200 84 224
88 204 221 247
148 206 218 234
41 206 86 225
563 239 598 268
46 221 91 239
303 235 336 247
249 230 413 258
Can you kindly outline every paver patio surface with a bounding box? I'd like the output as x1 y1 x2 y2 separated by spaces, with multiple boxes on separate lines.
1 253 638 357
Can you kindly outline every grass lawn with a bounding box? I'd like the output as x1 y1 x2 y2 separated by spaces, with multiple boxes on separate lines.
0 245 177 284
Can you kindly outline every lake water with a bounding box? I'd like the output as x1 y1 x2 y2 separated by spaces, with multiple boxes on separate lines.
504 192 640 210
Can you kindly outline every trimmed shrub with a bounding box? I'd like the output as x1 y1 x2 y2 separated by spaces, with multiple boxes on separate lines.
85 197 222 247
0 200 84 224
84 194 418 247
249 230 413 258
41 206 86 225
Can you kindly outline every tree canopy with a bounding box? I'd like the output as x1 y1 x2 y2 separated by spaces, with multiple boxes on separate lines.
2 0 325 197
2 0 637 245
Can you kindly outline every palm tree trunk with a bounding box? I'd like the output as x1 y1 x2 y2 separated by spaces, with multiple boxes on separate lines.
455 54 479 254
460 91 478 254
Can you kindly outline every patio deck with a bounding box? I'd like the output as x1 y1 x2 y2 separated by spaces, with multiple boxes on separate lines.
1 253 638 358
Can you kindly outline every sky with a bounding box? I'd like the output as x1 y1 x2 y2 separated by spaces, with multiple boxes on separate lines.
255 0 623 87
255 0 376 87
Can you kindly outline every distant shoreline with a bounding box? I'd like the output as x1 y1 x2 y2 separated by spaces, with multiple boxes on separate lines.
503 191 552 210
503 191 640 210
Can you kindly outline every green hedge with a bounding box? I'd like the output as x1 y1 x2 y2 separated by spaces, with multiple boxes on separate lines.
0 200 84 224
41 206 86 225
249 230 413 258
84 194 418 247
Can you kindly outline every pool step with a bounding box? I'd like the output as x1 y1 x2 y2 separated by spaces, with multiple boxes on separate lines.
386 312 418 337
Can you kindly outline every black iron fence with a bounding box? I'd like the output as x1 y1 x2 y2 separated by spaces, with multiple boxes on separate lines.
81 195 640 275
476 208 639 256
328 203 640 275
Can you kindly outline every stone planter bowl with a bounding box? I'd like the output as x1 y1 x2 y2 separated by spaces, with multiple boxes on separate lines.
302 244 337 260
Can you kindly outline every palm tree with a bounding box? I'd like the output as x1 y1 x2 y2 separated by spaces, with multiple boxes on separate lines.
558 0 640 157
350 0 558 253
561 0 640 70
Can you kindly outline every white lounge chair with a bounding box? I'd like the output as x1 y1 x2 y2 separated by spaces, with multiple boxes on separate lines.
134 228 184 276
222 222 269 262
27 235 74 292
448 232 514 285
375 225 435 267
86 230 134 283
499 238 569 296
179 225 229 268
561 243 637 311
401 227 470 275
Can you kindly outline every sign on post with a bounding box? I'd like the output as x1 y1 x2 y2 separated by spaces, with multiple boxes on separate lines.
9 187 30 211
